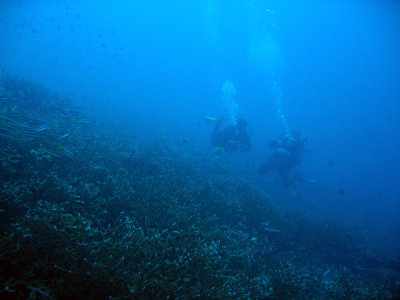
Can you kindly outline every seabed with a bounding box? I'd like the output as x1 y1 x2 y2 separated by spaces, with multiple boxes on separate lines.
0 76 399 299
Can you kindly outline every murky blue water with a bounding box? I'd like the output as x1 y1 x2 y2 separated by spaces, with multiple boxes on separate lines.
1 1 399 297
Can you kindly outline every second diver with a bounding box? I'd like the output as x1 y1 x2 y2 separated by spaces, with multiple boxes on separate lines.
210 118 251 153
259 130 307 186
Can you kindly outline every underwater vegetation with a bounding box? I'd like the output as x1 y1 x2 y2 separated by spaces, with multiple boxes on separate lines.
0 76 399 299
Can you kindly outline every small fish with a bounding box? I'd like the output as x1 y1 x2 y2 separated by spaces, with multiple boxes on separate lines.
13 122 33 130
204 115 218 123
76 134 93 141
213 147 224 154
15 136 34 142
262 222 281 233
59 147 76 161
338 189 345 196
58 133 70 140
6 112 24 118
230 230 243 237
263 226 281 233
76 120 94 126
35 125 49 132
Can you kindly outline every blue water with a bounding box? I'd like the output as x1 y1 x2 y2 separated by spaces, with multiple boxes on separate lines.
1 0 399 252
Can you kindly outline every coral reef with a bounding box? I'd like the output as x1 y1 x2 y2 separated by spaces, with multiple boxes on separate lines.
0 76 399 299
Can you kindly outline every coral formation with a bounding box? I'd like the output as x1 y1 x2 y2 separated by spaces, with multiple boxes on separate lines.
0 76 398 299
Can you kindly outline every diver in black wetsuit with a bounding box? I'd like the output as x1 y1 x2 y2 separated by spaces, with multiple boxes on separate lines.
259 130 307 186
210 118 251 153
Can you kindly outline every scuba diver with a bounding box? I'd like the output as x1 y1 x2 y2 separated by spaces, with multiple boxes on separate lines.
259 130 307 186
210 118 251 153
